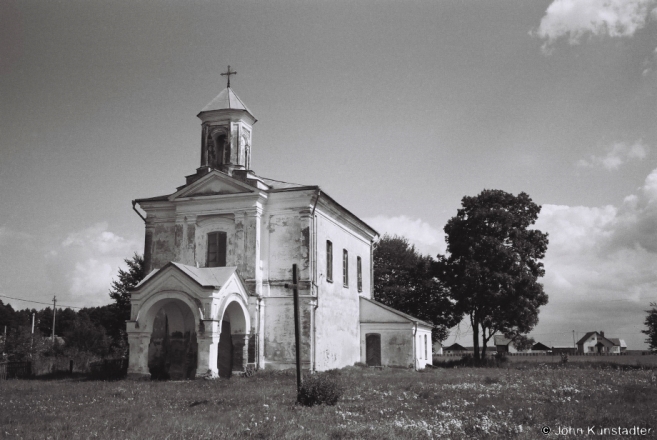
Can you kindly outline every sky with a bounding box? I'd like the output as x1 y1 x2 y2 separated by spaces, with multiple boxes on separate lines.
1 0 657 349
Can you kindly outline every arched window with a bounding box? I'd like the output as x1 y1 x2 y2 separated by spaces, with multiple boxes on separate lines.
214 134 226 166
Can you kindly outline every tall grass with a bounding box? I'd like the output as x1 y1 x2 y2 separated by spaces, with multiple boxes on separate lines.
1 363 656 439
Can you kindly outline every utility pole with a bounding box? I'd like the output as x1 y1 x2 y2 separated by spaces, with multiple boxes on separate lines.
572 330 576 351
284 264 302 400
31 312 35 355
52 296 57 342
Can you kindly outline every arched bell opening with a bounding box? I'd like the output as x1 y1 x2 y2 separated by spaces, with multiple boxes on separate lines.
217 299 250 378
147 299 198 380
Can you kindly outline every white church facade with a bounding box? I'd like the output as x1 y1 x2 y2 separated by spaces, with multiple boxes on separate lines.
126 78 432 379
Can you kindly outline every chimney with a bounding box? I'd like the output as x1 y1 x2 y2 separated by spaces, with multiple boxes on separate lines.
600 331 604 337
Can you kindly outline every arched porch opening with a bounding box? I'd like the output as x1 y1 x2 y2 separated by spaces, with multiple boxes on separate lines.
147 298 198 380
217 299 250 378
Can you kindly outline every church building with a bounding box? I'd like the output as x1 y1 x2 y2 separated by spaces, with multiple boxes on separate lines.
126 71 433 379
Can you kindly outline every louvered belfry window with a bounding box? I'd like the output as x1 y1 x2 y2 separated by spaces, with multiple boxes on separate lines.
207 231 227 267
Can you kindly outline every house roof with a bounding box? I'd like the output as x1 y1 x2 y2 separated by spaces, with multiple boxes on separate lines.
576 332 598 345
133 262 240 291
199 87 256 120
445 343 467 350
576 331 616 346
532 342 551 351
608 338 627 348
493 335 512 346
360 297 433 327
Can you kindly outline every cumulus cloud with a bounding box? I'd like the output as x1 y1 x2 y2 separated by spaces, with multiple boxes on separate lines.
535 0 656 51
533 168 657 348
45 222 141 307
576 140 648 170
364 215 446 258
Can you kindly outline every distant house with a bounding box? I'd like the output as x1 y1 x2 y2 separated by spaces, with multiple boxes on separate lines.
608 338 627 353
444 343 467 354
531 342 551 353
577 331 626 354
494 335 517 353
494 336 552 354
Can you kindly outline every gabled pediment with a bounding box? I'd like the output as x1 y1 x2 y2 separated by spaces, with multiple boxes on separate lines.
131 262 250 302
169 170 256 201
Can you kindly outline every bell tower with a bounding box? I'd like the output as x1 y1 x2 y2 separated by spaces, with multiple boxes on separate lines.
197 66 257 175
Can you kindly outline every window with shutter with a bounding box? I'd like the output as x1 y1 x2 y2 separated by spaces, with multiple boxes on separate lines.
207 231 227 267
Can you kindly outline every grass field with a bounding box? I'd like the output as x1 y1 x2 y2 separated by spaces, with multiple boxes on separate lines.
1 360 656 439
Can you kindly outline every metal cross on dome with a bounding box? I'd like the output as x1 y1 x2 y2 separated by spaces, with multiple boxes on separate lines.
221 65 237 88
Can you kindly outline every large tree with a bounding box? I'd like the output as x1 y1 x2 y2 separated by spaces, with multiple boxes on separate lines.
435 190 549 360
373 234 459 342
642 302 657 352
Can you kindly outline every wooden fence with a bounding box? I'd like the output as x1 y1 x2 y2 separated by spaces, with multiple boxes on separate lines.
436 352 640 357
0 362 32 380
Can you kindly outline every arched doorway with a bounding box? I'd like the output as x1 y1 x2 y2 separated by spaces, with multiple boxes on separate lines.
217 300 250 378
147 299 198 380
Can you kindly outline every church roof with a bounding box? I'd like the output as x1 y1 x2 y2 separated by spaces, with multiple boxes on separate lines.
134 262 240 290
199 87 256 119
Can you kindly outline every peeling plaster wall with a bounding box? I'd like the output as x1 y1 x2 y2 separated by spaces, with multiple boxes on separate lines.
266 212 310 295
262 298 312 369
151 223 178 270
195 215 236 268
313 209 372 370
360 323 414 368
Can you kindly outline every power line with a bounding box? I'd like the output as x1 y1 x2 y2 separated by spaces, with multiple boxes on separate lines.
0 293 84 310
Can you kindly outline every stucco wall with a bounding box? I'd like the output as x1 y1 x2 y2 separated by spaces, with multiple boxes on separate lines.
314 209 371 370
262 297 312 369
415 327 433 368
360 323 414 368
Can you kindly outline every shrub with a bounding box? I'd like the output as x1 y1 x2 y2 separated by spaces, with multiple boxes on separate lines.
494 351 508 364
297 372 343 407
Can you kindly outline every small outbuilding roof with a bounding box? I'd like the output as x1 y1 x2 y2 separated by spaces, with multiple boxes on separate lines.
359 297 433 327
444 343 467 351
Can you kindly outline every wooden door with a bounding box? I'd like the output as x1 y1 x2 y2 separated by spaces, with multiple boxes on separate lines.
218 320 233 378
366 334 381 367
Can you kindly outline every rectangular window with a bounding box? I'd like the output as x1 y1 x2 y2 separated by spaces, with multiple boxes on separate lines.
357 256 362 292
207 231 227 267
424 335 428 360
326 240 333 282
343 249 349 287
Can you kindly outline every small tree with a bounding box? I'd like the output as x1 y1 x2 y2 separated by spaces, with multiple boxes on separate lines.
436 190 549 361
108 253 145 351
373 235 459 342
642 302 657 352
109 253 145 318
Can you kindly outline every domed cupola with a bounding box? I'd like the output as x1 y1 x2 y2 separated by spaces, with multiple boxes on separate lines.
197 66 257 175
